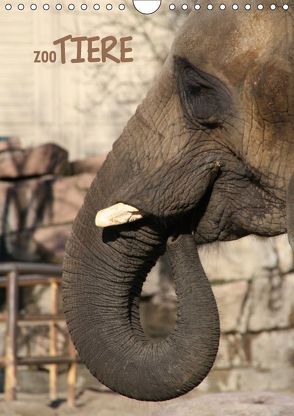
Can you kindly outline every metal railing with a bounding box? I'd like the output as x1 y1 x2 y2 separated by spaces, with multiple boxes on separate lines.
0 262 78 406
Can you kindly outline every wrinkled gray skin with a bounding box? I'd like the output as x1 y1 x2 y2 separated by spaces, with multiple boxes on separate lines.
63 8 294 402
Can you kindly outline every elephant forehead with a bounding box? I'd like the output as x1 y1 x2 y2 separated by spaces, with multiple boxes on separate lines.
172 10 292 87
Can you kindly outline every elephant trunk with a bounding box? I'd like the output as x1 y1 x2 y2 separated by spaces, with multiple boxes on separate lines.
62 157 220 400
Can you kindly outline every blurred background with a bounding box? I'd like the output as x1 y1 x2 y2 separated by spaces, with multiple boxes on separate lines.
0 3 293 415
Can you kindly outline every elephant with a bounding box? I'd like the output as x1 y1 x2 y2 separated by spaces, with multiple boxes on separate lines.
62 7 294 402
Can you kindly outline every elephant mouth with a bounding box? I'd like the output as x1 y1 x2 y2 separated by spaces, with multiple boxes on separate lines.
94 182 214 247
95 201 202 247
94 171 216 232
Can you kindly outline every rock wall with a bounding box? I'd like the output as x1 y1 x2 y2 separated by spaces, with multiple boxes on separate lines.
200 236 294 392
0 137 103 262
142 236 294 393
0 138 103 375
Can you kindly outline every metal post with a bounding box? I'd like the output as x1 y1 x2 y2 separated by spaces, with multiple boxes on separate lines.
49 280 58 401
4 270 18 400
67 339 77 407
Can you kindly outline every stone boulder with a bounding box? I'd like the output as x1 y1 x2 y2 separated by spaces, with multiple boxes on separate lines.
0 173 93 262
0 136 20 152
199 236 279 282
0 143 69 178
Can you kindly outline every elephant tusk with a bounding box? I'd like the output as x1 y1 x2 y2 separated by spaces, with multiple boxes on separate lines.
95 203 143 227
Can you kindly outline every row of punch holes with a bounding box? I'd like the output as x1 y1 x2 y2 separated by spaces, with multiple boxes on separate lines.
3 3 290 11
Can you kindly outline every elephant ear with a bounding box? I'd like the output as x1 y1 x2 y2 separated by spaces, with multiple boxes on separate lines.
287 173 294 251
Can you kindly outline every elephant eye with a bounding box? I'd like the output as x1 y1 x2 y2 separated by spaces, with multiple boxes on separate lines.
187 84 202 96
176 58 232 128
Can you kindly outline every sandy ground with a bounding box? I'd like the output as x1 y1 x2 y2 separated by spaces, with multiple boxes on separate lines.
0 390 294 416
0 389 174 416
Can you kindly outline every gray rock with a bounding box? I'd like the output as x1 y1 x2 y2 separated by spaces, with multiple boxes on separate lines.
0 143 69 179
213 281 248 332
248 273 294 331
0 137 20 152
273 235 294 274
0 174 92 261
200 236 278 282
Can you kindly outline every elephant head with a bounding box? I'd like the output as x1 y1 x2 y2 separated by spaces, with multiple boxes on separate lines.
62 8 294 401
